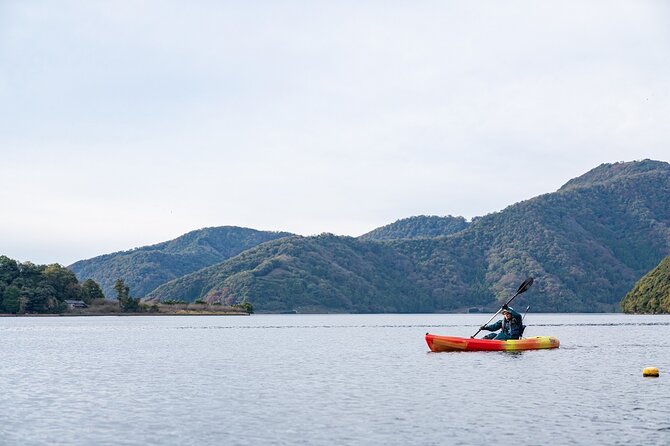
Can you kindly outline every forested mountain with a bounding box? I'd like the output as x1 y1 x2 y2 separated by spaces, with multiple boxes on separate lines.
620 255 670 314
1 256 104 314
358 215 469 241
69 226 292 298
147 160 670 312
147 234 433 312
559 160 665 191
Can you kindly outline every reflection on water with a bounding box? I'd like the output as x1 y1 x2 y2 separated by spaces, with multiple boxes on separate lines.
1 314 669 446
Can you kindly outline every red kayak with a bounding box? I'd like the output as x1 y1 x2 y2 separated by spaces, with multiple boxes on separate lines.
425 333 560 352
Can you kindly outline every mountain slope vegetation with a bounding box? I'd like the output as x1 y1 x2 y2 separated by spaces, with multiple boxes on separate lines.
147 234 433 312
69 226 292 298
620 255 670 314
359 215 469 241
148 160 670 312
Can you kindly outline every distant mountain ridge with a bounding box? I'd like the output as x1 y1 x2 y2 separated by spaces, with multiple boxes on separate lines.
559 159 667 191
146 159 670 312
69 226 293 298
359 215 469 241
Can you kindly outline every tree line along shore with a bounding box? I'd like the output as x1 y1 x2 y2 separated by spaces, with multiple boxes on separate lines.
0 255 253 316
2 251 669 315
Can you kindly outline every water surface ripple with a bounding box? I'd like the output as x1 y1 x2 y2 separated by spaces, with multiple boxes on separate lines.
1 314 669 445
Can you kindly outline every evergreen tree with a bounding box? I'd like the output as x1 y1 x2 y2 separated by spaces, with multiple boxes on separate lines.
1 285 21 314
114 278 140 312
0 256 20 283
80 279 105 304
43 264 81 301
23 285 55 313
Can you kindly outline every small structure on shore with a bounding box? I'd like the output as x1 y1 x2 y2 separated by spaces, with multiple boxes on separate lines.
64 300 88 310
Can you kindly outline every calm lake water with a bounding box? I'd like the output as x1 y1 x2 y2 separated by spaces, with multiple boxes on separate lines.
1 313 669 445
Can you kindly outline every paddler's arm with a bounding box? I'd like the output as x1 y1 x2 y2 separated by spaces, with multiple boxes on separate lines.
481 320 502 331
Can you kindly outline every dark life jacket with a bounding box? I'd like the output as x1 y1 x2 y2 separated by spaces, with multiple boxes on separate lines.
502 313 524 339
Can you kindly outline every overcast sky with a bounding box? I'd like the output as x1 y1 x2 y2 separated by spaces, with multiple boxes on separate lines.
1 1 669 266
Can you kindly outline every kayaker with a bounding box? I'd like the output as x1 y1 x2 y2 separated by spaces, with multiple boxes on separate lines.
480 305 524 340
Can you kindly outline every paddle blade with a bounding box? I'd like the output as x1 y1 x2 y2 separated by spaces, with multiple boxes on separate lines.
516 277 534 295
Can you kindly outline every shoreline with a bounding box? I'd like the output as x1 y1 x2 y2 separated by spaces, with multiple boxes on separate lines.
0 312 250 317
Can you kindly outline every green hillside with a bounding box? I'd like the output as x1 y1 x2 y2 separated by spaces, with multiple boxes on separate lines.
69 226 292 298
1 256 104 314
147 234 432 312
147 160 670 312
620 256 670 314
358 215 469 241
401 160 670 311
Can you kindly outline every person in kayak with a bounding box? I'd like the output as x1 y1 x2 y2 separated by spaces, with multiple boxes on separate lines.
480 305 524 340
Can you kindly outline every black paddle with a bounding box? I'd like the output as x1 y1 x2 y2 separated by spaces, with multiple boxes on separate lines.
471 277 534 338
